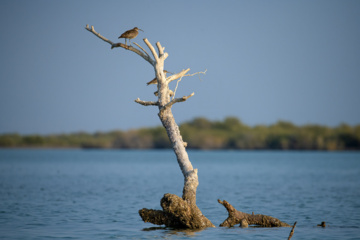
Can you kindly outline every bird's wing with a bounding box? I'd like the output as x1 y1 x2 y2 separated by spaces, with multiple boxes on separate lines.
146 77 157 85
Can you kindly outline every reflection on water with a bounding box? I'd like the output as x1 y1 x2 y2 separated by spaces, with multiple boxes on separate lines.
0 149 359 239
142 227 168 231
142 227 205 237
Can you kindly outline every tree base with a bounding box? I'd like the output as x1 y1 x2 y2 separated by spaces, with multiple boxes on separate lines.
218 199 291 227
139 193 215 229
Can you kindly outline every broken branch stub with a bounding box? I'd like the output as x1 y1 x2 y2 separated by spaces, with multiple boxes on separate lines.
134 98 158 106
160 93 195 111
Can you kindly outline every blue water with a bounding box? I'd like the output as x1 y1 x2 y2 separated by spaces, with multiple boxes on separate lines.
0 150 359 239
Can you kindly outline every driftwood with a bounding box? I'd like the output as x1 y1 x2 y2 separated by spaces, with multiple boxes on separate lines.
86 25 214 229
317 221 326 227
218 199 291 227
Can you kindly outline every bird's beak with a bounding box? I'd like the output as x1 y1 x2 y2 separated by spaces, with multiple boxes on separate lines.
139 29 144 32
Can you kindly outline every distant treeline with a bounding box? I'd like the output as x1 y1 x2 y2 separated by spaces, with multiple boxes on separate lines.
1 117 360 150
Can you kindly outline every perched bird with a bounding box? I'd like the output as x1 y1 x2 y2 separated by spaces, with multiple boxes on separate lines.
118 27 143 45
146 70 169 85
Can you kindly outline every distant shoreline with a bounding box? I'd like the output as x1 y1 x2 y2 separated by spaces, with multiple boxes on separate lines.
1 147 359 152
1 117 359 151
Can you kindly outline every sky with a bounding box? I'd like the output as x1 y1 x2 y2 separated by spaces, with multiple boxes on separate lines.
0 0 359 135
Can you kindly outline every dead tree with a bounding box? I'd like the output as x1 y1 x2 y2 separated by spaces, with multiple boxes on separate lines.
85 25 214 229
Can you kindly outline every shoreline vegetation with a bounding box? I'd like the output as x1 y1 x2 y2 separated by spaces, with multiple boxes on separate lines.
1 117 359 151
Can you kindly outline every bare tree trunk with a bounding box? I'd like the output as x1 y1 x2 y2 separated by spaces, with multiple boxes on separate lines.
85 25 214 229
139 39 214 229
138 106 214 228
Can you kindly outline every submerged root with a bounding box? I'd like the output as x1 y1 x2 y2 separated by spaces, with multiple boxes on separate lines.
218 199 291 227
139 193 214 229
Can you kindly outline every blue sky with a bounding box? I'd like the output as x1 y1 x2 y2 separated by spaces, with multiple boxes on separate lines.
0 0 359 134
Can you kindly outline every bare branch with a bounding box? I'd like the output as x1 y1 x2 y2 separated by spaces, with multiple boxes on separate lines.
156 42 164 56
144 38 159 62
111 41 155 66
172 75 184 99
166 68 191 84
156 42 168 61
160 93 194 111
172 69 207 99
85 25 114 45
184 69 207 78
133 42 151 59
134 98 159 106
85 25 155 66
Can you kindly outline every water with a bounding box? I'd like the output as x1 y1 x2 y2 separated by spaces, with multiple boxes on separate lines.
0 149 359 239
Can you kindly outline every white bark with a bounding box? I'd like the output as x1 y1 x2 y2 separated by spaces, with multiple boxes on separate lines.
86 25 214 228
86 24 200 201
142 39 196 182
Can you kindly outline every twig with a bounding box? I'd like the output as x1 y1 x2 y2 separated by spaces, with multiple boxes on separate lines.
288 221 297 240
160 93 194 111
144 38 159 62
166 69 191 84
156 42 168 61
134 98 159 106
156 42 164 57
184 69 207 78
172 69 206 99
85 25 114 45
133 42 150 59
172 74 185 99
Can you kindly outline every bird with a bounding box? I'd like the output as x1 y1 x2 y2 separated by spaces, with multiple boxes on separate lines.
146 70 170 85
118 27 143 45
